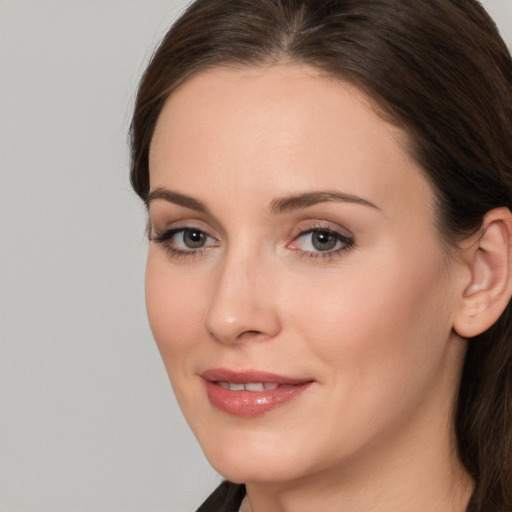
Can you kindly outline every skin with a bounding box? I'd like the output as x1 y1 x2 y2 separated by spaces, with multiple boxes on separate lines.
146 64 474 511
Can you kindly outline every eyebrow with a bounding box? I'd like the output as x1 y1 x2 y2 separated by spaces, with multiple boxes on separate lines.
271 191 380 214
146 188 210 214
146 188 379 215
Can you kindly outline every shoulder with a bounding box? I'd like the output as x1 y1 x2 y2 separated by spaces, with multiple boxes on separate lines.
196 481 246 512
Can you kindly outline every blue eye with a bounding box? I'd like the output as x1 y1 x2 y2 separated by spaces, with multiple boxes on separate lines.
291 228 354 255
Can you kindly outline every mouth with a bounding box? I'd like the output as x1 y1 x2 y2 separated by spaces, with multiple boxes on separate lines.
216 382 298 391
201 368 314 417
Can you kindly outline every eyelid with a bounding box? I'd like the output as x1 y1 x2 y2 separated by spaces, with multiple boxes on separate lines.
148 205 225 241
288 220 354 241
150 222 220 259
150 218 355 261
152 227 218 244
287 221 355 259
149 216 217 240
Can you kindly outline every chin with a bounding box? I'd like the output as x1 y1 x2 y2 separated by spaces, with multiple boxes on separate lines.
195 426 321 485
209 456 307 485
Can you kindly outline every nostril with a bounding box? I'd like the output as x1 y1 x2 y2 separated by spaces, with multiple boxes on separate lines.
242 330 263 337
206 327 264 344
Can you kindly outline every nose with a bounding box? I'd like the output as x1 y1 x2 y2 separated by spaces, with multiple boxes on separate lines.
204 250 281 345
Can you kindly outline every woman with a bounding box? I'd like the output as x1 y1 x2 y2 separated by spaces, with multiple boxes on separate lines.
130 1 512 510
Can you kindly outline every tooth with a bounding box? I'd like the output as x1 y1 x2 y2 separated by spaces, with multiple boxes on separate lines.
245 383 264 391
263 383 279 390
229 383 245 391
218 382 230 389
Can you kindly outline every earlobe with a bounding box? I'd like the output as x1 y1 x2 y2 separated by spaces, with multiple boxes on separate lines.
453 208 512 338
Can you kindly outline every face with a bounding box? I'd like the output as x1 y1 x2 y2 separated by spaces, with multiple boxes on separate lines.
146 64 466 485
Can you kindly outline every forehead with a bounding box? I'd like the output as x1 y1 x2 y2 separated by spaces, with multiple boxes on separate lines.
149 63 433 219
150 64 393 166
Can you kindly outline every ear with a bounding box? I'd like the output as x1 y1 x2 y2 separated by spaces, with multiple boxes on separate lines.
454 207 512 338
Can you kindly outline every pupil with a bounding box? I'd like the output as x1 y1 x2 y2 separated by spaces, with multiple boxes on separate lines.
312 230 337 251
184 230 205 248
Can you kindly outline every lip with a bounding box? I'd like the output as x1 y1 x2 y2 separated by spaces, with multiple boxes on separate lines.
201 368 314 417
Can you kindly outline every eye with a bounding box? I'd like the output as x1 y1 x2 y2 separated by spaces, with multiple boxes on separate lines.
289 227 354 256
152 227 219 256
175 229 210 249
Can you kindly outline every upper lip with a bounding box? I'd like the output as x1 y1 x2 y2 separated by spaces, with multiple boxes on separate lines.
201 368 313 385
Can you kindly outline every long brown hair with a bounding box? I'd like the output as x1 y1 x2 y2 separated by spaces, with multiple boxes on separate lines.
130 1 512 510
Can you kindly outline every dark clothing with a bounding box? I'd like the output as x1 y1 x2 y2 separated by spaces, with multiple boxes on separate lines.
196 481 246 512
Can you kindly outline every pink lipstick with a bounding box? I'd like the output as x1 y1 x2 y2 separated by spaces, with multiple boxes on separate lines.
201 368 314 417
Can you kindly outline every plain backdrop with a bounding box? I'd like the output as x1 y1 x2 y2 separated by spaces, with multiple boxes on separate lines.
1 1 511 511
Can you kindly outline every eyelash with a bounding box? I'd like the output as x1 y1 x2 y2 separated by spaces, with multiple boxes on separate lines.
151 227 219 259
151 225 355 261
290 226 355 260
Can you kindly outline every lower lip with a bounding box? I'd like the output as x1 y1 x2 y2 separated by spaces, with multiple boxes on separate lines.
204 381 313 417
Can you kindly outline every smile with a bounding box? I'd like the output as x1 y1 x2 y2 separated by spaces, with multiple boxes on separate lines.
216 382 299 391
202 369 314 417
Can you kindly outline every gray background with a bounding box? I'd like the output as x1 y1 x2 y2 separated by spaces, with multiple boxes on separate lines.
1 1 511 511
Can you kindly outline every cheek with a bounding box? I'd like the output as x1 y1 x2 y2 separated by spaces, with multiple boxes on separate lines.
282 243 456 417
145 250 207 363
